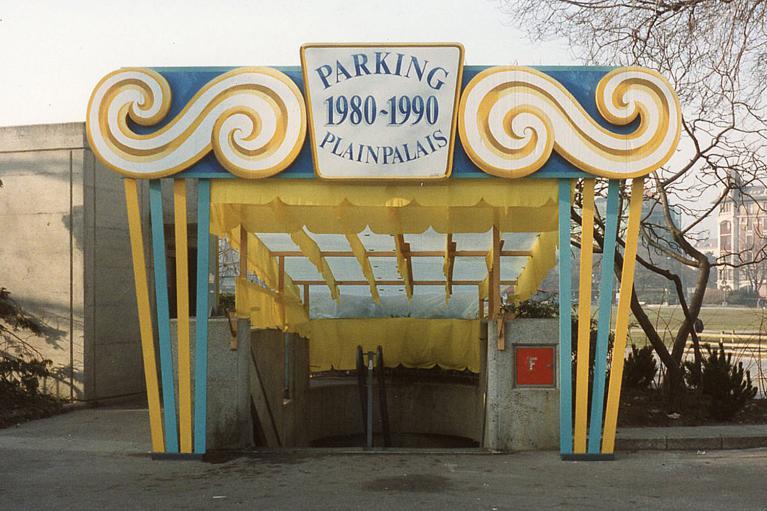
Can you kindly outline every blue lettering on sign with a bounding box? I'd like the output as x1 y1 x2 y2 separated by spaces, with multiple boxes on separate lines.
317 128 449 166
314 50 449 91
322 94 438 127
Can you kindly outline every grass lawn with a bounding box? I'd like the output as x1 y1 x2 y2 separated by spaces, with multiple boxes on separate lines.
599 305 767 348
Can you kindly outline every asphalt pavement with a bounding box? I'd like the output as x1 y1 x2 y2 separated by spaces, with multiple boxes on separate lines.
1 407 765 510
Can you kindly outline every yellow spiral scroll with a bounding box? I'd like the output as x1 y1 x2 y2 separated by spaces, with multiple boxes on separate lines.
86 67 306 178
458 66 681 179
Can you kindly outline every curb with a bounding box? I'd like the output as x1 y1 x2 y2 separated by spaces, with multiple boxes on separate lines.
617 435 767 451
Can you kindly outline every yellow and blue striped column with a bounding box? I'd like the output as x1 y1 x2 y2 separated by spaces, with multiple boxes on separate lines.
123 179 164 453
558 178 573 455
588 179 620 454
194 179 211 454
149 179 179 454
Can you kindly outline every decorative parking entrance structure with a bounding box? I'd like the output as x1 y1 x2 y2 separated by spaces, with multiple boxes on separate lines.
86 43 680 460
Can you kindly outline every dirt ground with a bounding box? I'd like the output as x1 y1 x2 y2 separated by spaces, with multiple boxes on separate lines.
620 390 767 427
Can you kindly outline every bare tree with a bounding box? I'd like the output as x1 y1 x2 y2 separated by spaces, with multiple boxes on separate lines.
501 0 767 400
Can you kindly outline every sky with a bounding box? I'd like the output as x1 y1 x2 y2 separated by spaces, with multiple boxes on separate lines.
0 0 576 127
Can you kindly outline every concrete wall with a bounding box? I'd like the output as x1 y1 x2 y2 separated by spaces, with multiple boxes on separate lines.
484 318 560 451
0 123 146 401
169 319 560 452
250 329 310 447
307 380 484 445
0 124 86 399
193 324 484 449
82 141 146 400
170 318 246 450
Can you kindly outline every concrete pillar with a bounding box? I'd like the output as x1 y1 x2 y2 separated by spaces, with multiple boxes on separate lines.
236 318 253 448
484 318 560 451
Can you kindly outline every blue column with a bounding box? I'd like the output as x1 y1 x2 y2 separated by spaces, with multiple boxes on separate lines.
558 179 573 455
193 179 211 454
149 179 179 453
588 179 620 453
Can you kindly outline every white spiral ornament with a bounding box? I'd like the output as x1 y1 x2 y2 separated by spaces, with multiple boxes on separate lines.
86 67 306 178
458 66 681 179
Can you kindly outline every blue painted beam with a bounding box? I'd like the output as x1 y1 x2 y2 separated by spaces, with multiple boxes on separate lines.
558 178 573 455
149 179 179 453
588 179 620 453
193 179 211 454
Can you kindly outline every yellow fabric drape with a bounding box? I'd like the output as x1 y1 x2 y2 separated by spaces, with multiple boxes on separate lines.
210 179 558 235
289 230 339 301
213 178 560 313
478 230 558 302
235 277 308 332
223 228 299 295
511 230 558 302
212 178 558 208
304 318 481 373
345 233 381 303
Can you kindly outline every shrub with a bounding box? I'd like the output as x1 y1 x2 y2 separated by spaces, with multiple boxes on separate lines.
622 344 657 390
696 343 757 420
501 299 557 319
726 288 759 307
0 355 52 402
1 288 52 402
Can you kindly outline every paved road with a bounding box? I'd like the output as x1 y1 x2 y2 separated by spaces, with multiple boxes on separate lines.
1 407 766 510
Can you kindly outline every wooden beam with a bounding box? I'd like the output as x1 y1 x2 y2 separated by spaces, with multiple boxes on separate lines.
239 225 248 279
444 234 457 298
477 284 484 319
278 255 286 329
394 235 413 299
292 279 517 286
491 226 503 350
270 249 533 258
232 225 249 350
303 284 310 313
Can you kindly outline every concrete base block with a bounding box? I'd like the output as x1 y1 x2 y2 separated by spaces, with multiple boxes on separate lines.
484 319 560 451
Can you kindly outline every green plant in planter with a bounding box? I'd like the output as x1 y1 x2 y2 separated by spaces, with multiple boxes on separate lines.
695 343 757 420
501 299 557 319
622 344 657 390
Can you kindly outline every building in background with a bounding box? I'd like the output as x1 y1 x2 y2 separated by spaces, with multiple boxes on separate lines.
593 193 685 304
716 180 767 298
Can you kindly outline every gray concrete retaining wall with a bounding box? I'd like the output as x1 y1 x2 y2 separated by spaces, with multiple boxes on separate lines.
0 123 146 401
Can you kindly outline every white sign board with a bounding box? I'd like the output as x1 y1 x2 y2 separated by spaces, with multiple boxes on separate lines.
301 43 464 180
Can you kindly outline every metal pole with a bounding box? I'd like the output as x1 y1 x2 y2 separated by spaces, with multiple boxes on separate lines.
376 346 391 448
366 351 374 449
356 346 367 441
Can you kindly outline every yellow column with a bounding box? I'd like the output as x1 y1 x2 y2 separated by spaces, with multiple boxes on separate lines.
123 179 164 452
574 179 595 453
173 179 192 453
602 178 645 453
